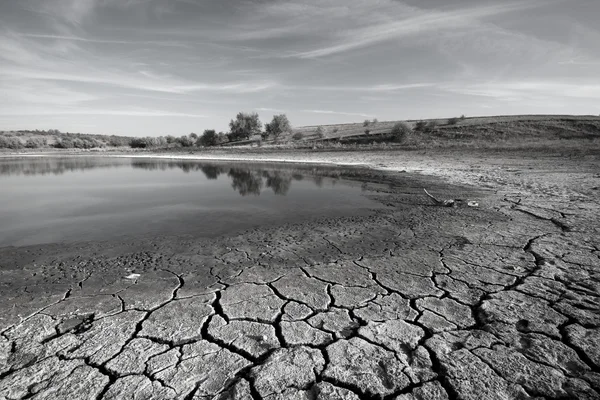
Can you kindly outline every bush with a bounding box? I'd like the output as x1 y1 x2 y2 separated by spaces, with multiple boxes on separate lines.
415 120 437 133
315 126 325 138
292 132 304 141
363 119 370 127
332 128 338 133
415 121 428 131
129 138 148 148
25 137 47 148
460 114 466 120
217 132 228 144
391 122 413 142
0 136 23 149
177 135 195 147
372 118 378 125
448 117 459 125
364 129 370 135
108 136 129 147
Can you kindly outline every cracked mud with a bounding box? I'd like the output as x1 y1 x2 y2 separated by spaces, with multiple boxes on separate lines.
1 154 599 400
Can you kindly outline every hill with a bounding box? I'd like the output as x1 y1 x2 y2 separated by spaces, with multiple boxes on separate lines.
280 115 600 146
2 115 600 151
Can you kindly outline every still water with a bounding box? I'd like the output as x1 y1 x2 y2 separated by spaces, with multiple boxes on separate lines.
0 157 379 247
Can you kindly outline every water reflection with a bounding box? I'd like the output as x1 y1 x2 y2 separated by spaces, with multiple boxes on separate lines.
0 157 378 247
0 157 355 197
0 157 128 176
130 161 316 196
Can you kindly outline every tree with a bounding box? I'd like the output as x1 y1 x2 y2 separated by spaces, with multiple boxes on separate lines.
372 118 378 125
448 117 459 125
292 132 304 140
189 132 198 140
363 119 370 127
229 112 262 142
200 130 217 147
264 114 291 139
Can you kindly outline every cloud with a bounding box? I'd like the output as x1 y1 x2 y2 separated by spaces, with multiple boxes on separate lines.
292 83 433 92
0 79 98 105
443 81 600 101
255 107 287 113
0 107 207 117
287 1 549 58
1 65 277 95
301 109 374 118
22 0 97 26
19 33 188 47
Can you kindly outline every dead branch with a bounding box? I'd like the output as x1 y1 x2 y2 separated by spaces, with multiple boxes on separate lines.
423 189 442 204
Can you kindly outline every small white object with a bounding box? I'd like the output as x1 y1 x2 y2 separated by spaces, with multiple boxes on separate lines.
125 273 141 280
467 201 479 207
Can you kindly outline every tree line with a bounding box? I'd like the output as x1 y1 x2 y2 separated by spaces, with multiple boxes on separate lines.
1 113 468 150
128 112 292 149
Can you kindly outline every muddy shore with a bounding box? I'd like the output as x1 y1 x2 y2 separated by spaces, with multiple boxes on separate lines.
1 149 599 400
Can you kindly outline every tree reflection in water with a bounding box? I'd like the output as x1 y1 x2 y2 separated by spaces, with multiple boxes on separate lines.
200 164 224 180
131 161 329 197
228 168 264 196
0 158 353 197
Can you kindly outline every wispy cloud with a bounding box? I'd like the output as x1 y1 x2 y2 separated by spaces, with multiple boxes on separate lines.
443 81 600 101
22 0 97 26
19 33 188 47
301 109 374 118
255 107 287 113
1 65 277 95
291 83 433 92
0 107 207 117
288 1 548 58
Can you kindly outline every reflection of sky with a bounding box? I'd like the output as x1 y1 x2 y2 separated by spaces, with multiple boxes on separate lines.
0 158 378 247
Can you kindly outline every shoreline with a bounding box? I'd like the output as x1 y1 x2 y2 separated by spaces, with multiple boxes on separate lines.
3 148 598 197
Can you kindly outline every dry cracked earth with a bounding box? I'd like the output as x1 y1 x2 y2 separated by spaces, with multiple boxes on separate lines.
0 156 599 400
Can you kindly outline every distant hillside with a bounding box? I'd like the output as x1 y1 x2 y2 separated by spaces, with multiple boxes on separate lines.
3 115 600 151
279 115 600 145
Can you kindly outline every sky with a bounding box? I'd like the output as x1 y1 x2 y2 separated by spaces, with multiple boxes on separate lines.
0 0 599 136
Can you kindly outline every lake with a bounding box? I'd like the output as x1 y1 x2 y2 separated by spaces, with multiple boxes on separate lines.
0 157 380 247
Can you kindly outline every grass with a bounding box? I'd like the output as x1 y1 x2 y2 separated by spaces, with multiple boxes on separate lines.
254 115 600 151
